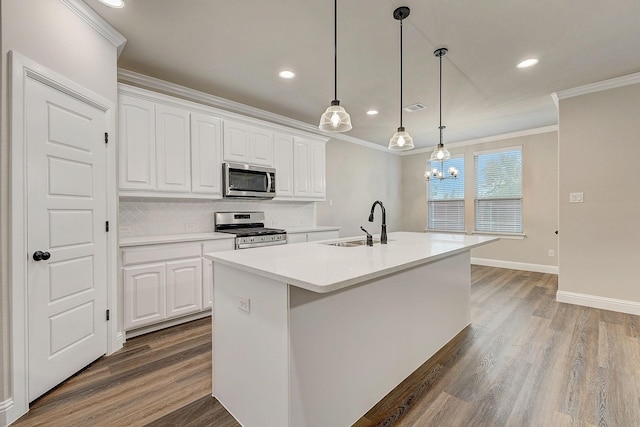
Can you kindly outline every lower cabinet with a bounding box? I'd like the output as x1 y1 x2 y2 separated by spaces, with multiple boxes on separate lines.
121 238 233 331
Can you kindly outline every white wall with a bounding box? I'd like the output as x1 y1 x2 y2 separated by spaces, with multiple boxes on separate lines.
0 0 118 419
401 131 559 271
316 140 403 238
558 81 640 305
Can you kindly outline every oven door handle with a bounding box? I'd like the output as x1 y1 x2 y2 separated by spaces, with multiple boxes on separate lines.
266 172 272 192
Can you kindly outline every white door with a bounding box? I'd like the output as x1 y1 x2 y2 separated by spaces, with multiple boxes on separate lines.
249 126 274 166
274 133 294 197
223 120 250 163
26 76 108 401
118 94 156 190
123 263 166 330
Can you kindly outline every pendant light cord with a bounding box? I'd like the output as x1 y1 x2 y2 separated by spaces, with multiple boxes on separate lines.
333 0 338 101
399 18 404 127
439 51 443 144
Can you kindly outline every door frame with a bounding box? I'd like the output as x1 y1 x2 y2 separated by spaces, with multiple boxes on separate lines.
8 51 122 422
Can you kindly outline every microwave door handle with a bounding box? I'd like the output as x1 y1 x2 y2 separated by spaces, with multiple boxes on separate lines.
266 172 272 192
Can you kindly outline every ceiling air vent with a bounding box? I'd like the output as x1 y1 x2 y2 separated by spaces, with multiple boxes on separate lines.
403 103 426 113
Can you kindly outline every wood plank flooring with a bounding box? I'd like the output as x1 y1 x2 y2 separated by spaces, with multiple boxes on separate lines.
12 266 640 426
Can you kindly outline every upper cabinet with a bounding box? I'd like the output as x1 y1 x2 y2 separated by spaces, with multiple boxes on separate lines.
118 84 326 201
191 113 222 195
118 86 222 199
156 104 191 193
294 138 326 200
118 94 156 191
223 120 274 167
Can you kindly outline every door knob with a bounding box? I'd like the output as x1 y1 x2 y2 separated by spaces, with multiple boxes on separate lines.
33 251 51 261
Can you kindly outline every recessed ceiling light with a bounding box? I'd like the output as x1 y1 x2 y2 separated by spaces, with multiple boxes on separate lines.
517 58 539 69
98 0 125 8
366 110 379 116
279 70 295 79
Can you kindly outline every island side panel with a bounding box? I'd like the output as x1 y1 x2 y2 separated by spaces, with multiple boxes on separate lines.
213 263 290 426
288 251 471 427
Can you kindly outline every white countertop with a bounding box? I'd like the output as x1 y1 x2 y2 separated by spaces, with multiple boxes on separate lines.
120 232 234 247
205 231 498 293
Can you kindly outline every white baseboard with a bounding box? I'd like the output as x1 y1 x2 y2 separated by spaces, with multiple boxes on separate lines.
471 257 558 274
0 398 21 427
125 310 211 339
556 291 640 315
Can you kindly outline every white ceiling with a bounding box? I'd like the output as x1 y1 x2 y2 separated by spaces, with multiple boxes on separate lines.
84 0 640 150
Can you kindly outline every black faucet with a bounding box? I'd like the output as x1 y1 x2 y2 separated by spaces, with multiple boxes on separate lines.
368 200 387 244
360 226 374 247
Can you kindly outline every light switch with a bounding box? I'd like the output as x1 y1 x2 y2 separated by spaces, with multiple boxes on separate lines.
569 192 584 203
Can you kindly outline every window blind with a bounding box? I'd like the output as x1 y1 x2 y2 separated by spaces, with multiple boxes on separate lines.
427 157 464 231
474 147 522 233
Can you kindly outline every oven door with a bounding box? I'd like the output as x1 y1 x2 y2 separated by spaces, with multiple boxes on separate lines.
223 163 276 198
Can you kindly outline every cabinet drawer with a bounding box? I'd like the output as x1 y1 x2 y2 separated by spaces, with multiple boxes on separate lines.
122 243 202 266
203 239 234 253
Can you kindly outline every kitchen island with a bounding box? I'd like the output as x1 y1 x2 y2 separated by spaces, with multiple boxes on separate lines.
205 231 498 427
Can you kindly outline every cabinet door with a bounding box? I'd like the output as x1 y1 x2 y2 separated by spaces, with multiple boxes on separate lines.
223 120 250 163
274 133 294 197
250 126 274 166
202 258 213 309
309 140 326 199
191 113 222 195
123 263 166 330
118 95 156 190
166 258 203 318
293 138 311 197
156 104 191 192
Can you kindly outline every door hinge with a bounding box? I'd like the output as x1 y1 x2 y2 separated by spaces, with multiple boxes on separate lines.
106 309 110 321
105 221 109 232
105 132 109 144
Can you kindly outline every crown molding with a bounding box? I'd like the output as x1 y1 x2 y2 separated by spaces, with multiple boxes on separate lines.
59 0 127 56
553 71 640 100
401 125 558 156
117 68 393 154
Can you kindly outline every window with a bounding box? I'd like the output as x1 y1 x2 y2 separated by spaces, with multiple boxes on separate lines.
427 157 465 231
474 147 522 233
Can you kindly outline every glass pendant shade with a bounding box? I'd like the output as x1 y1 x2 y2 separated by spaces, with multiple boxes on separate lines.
429 143 451 162
389 126 414 151
319 100 352 132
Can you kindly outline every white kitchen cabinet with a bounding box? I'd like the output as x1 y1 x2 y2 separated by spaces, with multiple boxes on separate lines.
166 258 202 318
156 104 191 193
274 133 294 197
123 263 166 330
223 120 274 167
118 94 156 191
294 138 326 200
191 113 222 195
121 237 234 333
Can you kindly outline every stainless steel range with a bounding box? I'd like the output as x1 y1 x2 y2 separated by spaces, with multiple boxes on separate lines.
214 211 287 249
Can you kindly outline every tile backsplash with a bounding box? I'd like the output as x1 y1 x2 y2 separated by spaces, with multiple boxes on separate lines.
119 198 316 237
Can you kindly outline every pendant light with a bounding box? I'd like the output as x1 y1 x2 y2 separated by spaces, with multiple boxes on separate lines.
426 47 458 180
389 6 414 151
319 0 352 132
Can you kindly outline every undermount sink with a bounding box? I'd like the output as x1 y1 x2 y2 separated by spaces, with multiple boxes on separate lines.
324 239 383 247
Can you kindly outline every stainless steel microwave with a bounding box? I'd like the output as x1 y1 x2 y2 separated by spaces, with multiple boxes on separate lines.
223 162 276 199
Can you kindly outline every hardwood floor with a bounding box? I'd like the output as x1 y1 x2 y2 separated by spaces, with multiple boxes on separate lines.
13 266 640 426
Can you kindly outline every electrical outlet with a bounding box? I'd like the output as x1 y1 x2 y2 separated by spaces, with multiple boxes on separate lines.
238 296 250 313
185 223 196 232
548 249 555 257
569 192 583 203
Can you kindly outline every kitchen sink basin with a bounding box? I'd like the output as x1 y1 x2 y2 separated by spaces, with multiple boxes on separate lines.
324 239 383 247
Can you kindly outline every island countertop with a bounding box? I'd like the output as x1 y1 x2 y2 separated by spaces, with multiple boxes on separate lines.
205 231 498 293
